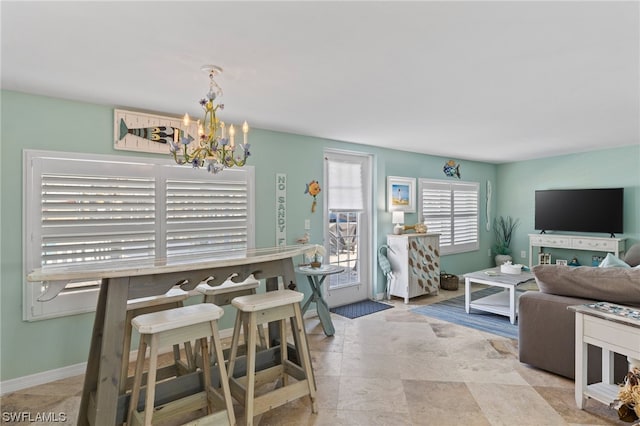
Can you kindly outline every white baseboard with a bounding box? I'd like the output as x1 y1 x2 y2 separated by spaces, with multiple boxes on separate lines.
0 362 87 396
0 310 319 396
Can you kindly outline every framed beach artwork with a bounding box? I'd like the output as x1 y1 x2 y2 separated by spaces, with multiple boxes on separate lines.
387 176 416 212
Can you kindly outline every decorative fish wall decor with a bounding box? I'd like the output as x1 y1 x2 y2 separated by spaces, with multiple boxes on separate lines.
118 118 194 145
305 180 322 213
443 160 461 178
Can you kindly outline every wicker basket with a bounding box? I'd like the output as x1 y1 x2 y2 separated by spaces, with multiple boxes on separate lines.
440 273 459 291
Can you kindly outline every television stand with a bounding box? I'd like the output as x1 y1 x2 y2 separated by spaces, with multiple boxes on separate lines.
528 234 626 267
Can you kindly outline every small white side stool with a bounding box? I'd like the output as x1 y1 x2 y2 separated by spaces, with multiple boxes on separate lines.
121 288 194 393
227 289 317 426
127 304 235 426
197 274 268 351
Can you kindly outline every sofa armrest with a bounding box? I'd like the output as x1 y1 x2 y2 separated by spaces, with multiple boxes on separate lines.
519 291 628 383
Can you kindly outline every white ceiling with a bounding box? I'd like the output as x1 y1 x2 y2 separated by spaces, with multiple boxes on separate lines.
2 1 638 163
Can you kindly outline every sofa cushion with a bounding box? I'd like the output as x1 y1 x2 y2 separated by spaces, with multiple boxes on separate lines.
599 253 631 268
533 265 640 306
625 243 640 267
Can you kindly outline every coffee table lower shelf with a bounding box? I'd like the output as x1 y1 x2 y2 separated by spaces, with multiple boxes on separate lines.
468 290 524 318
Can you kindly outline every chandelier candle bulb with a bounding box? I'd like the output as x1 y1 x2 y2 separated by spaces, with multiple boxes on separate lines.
243 121 249 144
221 121 225 138
229 124 235 147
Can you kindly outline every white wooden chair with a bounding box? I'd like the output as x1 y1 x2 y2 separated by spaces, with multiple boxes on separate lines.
227 289 317 426
127 304 235 426
121 288 194 393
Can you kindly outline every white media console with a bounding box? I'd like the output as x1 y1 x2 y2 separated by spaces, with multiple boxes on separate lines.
528 233 626 267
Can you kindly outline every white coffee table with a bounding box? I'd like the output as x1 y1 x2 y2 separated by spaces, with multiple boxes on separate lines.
463 267 535 324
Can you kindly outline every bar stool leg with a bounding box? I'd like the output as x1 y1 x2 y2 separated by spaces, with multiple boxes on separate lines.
279 318 289 387
210 320 236 425
199 337 213 415
127 338 147 425
143 335 159 426
293 303 318 413
227 311 244 380
245 313 258 426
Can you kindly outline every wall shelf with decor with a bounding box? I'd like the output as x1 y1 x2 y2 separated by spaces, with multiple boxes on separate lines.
528 234 626 267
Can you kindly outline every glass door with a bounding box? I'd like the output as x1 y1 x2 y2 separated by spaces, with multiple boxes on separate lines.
323 151 372 308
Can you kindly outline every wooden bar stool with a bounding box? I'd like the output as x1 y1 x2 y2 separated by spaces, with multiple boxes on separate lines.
197 274 268 351
121 288 194 393
127 304 235 426
227 289 317 426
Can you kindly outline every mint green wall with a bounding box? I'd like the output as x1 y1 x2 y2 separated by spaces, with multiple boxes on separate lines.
496 146 640 266
0 90 497 381
2 90 636 382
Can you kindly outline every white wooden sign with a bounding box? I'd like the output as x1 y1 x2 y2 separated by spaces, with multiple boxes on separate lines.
114 109 198 154
276 173 287 247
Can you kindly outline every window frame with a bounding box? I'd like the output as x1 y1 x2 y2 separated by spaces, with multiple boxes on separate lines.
418 178 480 255
23 149 255 321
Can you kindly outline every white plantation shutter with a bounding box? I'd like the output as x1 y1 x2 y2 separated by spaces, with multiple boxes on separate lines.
452 183 479 247
165 176 249 257
41 174 156 266
24 150 254 320
419 179 479 255
326 157 364 211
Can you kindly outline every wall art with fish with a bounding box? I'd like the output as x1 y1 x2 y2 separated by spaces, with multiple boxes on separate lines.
114 109 198 155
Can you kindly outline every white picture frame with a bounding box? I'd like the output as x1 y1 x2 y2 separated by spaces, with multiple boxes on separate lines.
387 176 416 212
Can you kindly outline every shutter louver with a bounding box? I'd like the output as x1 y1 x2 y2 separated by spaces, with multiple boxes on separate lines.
166 178 248 256
422 184 453 247
41 174 156 265
420 179 479 254
453 184 479 245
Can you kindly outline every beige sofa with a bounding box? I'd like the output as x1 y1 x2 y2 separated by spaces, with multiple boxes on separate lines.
518 244 640 383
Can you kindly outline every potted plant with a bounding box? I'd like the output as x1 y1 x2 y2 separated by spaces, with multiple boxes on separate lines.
304 244 326 268
493 216 520 266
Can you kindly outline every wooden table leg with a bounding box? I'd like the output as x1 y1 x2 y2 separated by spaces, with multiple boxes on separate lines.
575 312 587 409
464 278 471 314
308 275 335 336
79 277 129 426
78 279 109 426
509 286 516 325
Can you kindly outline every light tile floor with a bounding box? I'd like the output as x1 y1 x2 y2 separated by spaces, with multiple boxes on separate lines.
1 283 628 425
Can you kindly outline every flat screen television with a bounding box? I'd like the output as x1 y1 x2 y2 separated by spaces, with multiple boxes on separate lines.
534 188 623 235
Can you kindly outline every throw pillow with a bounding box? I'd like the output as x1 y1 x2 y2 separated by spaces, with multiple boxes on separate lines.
534 265 640 306
625 243 640 267
599 253 631 268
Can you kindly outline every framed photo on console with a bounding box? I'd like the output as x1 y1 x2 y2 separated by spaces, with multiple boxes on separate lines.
538 253 551 265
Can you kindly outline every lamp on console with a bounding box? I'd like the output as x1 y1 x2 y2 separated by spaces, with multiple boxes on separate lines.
392 211 405 235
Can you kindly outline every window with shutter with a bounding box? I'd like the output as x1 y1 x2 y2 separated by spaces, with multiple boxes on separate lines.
419 179 479 255
24 150 254 321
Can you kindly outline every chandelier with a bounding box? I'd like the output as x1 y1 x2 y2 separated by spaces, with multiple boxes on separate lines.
170 65 250 174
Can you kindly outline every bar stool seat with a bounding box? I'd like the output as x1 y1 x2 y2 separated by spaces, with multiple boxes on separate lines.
127 303 235 426
227 289 317 426
121 288 194 393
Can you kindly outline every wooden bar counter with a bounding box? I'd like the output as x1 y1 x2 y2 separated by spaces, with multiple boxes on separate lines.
27 245 309 426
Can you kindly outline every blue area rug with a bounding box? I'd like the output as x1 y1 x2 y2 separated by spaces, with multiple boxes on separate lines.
330 300 393 319
412 287 518 339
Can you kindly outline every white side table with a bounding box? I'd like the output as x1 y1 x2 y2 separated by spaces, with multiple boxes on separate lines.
569 303 640 409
